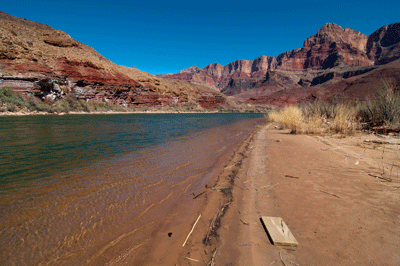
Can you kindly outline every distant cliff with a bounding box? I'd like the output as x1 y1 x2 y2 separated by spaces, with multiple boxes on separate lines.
160 22 400 105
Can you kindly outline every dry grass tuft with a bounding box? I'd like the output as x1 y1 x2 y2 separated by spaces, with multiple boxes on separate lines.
268 103 358 135
268 105 303 133
331 104 358 135
268 79 399 136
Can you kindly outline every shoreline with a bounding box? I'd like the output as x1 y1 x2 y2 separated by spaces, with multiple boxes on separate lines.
149 122 400 265
0 110 266 116
129 119 264 265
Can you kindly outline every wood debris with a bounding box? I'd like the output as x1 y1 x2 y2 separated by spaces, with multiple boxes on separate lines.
285 175 300 179
185 257 199 262
368 173 392 182
193 191 206 199
320 190 341 198
182 214 201 247
261 217 298 247
239 218 249 225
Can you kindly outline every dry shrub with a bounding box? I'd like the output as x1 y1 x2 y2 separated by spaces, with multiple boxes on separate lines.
269 102 358 135
268 105 304 133
331 104 357 135
304 113 326 134
299 100 335 119
357 78 400 127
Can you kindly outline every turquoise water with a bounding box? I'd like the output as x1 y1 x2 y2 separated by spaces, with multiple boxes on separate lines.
0 113 263 188
0 113 264 265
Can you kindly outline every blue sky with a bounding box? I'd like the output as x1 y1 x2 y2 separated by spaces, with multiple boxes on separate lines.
2 0 399 74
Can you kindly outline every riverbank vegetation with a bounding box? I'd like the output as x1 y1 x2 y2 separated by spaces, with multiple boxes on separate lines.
268 80 400 135
0 87 129 113
0 87 270 114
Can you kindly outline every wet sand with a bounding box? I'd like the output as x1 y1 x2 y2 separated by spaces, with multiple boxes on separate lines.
0 115 265 265
152 122 400 265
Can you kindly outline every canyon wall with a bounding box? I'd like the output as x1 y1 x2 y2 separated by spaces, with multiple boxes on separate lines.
0 11 228 109
161 22 400 105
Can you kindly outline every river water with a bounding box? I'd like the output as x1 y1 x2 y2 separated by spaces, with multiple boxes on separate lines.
0 113 264 265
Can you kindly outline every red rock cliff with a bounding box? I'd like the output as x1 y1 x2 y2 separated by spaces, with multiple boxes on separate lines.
367 22 400 65
278 23 372 70
0 11 228 109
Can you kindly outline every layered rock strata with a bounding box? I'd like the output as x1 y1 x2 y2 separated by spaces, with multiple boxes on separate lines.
0 11 228 109
161 21 400 105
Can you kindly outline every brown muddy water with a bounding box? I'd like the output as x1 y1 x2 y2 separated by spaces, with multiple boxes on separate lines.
0 113 265 265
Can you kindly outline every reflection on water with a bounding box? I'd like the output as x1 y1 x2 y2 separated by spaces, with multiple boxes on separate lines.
0 113 264 265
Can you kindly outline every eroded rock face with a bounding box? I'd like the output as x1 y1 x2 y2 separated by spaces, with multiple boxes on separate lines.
161 55 277 89
367 22 400 65
0 11 227 109
279 23 372 70
203 63 224 78
198 93 227 109
162 22 399 105
162 23 376 91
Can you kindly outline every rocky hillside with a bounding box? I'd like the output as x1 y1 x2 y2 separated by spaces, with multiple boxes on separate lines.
0 11 228 109
367 22 400 65
161 22 400 105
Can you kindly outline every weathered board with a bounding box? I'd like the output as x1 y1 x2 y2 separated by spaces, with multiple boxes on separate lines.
261 216 298 247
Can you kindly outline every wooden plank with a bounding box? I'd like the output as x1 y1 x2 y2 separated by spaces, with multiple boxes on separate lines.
261 216 298 247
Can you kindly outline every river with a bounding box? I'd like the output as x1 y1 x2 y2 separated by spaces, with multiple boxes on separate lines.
0 113 264 265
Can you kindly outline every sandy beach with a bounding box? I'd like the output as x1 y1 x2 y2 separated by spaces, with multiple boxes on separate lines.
141 122 400 265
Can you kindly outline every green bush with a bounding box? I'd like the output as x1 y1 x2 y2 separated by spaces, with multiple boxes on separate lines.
0 87 31 111
36 103 55 113
53 100 71 113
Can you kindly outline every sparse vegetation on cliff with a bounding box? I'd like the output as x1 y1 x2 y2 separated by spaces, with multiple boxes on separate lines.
0 87 130 114
0 87 31 112
0 87 270 114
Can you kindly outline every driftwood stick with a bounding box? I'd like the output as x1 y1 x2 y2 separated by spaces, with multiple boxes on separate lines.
182 214 202 247
368 173 392 182
185 257 200 262
212 187 229 190
193 191 206 199
285 175 300 179
205 210 219 243
239 218 249 225
209 248 217 266
320 190 341 199
364 139 392 145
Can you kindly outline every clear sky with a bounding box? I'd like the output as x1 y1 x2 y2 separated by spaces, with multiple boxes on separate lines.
2 0 399 74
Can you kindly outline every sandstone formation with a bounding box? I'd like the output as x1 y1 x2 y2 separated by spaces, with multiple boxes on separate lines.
162 55 277 89
279 23 372 70
0 11 228 109
162 22 400 105
367 22 400 65
2 10 399 108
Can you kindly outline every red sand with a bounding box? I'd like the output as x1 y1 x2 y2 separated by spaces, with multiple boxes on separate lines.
139 122 400 265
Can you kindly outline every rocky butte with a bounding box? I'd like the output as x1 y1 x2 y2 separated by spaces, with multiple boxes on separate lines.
161 22 400 106
0 11 229 110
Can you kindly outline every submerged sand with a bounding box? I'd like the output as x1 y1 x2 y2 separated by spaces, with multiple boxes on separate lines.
140 122 400 265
